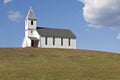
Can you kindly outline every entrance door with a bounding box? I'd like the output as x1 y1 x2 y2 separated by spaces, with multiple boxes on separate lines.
31 40 39 48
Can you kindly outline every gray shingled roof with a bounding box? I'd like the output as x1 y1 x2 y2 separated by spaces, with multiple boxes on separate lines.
37 27 76 39
26 6 36 20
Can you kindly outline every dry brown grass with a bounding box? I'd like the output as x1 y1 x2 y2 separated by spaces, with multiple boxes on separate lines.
0 48 120 80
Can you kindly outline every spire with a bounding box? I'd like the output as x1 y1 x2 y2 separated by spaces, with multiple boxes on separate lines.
26 6 36 20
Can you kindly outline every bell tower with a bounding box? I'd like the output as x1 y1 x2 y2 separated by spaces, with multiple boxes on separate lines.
25 6 37 30
22 6 39 48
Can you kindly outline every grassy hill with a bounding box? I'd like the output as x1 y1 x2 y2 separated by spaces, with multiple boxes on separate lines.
0 48 120 80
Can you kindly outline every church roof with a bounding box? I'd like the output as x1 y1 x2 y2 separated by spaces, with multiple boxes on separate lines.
37 27 76 39
26 6 36 20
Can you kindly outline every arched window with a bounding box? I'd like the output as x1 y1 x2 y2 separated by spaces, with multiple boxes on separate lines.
31 20 33 25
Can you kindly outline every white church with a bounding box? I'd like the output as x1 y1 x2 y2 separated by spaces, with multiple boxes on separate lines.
22 6 76 49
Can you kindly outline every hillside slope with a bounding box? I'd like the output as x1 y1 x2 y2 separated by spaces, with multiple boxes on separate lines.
0 48 120 80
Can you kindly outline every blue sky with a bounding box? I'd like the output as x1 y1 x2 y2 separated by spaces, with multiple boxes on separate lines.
1 0 120 53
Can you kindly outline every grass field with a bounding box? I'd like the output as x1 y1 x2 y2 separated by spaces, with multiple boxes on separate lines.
0 48 120 80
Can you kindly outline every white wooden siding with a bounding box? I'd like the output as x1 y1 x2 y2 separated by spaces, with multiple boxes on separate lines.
25 20 37 30
39 37 76 49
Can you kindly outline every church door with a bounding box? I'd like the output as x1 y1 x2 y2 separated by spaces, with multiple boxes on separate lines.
31 40 39 48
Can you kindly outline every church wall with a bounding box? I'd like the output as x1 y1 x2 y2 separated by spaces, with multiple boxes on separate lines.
22 37 31 47
54 38 62 48
40 37 45 47
26 30 39 39
26 37 31 47
40 37 53 48
70 39 76 49
40 37 76 49
63 38 69 48
47 37 53 46
22 38 26 48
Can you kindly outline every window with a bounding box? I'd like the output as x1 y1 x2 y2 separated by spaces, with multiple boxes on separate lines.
45 37 47 45
31 20 33 25
61 38 63 46
53 37 55 45
68 38 71 46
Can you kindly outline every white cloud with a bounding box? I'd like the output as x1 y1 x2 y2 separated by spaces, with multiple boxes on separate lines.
8 11 22 21
117 33 120 40
3 0 12 4
79 0 120 29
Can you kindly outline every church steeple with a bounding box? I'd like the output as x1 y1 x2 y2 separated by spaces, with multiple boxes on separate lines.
25 6 37 30
26 6 36 20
